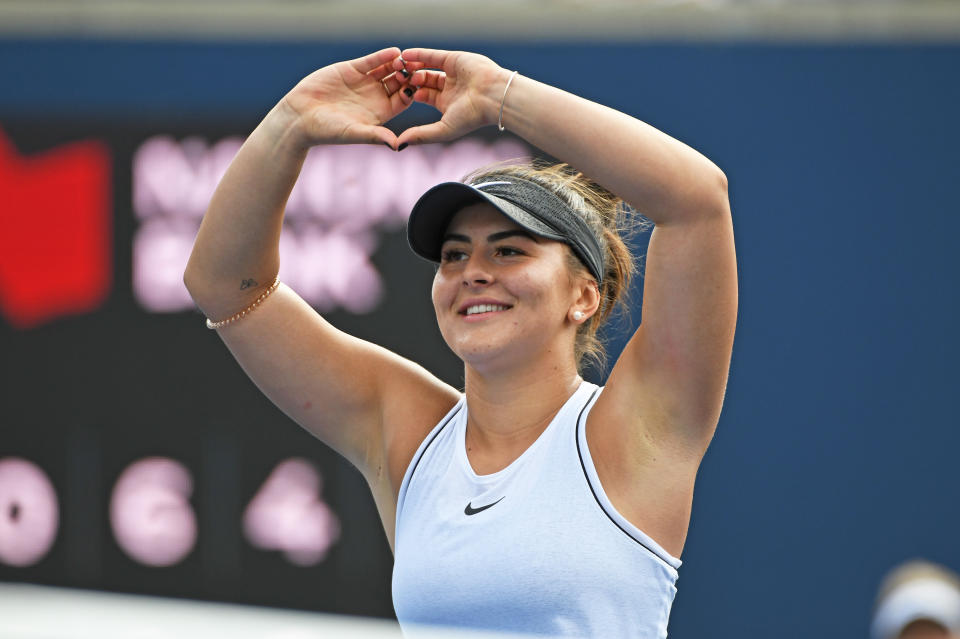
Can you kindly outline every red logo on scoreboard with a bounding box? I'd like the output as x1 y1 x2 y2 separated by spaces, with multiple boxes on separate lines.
0 127 112 329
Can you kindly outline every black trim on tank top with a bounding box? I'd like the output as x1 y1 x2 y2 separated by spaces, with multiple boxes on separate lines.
407 403 462 485
574 388 676 568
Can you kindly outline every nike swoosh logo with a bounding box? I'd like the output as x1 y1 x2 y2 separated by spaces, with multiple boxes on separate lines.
464 496 505 516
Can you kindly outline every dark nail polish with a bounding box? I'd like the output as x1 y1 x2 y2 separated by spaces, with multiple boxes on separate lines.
400 68 410 78
398 143 409 151
383 142 393 150
403 88 414 98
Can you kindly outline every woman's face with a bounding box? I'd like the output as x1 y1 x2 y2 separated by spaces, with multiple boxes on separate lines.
431 203 582 372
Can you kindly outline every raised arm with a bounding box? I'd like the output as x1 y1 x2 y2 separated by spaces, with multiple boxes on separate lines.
185 47 414 322
398 49 737 554
183 48 459 537
500 70 736 456
399 48 735 443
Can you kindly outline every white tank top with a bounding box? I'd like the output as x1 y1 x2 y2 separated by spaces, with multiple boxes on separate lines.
393 381 681 638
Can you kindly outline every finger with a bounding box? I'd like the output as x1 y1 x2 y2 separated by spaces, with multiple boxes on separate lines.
348 47 401 74
347 123 399 148
397 120 455 147
376 64 426 94
410 70 445 91
397 83 417 105
381 72 403 96
401 48 454 70
377 74 420 104
367 60 398 82
394 58 426 73
410 86 441 109
397 60 427 74
391 59 425 83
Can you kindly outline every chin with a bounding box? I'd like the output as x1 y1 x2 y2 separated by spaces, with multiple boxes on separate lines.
449 333 539 375
450 339 507 368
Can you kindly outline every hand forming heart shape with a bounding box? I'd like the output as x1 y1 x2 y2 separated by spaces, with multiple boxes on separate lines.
280 47 513 151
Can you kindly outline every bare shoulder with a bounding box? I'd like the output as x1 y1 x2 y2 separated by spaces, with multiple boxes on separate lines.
379 366 461 495
361 354 460 548
215 284 460 482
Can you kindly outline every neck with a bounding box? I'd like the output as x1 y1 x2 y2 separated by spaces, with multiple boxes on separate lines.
462 355 583 457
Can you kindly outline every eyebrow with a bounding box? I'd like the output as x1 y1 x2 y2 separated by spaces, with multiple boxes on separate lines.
442 229 540 245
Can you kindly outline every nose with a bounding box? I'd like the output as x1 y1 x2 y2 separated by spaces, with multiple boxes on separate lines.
462 252 494 287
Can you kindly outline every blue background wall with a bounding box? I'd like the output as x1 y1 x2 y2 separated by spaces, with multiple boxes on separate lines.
2 39 958 637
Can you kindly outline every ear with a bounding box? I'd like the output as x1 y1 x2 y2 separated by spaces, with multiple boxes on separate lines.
569 278 601 324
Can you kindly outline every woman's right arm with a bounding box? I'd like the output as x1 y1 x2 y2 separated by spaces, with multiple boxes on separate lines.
185 46 408 320
183 48 459 505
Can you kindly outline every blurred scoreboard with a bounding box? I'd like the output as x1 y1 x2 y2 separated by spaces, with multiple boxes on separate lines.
0 119 529 616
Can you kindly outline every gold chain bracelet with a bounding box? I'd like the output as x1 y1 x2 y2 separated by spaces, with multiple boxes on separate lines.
205 277 281 330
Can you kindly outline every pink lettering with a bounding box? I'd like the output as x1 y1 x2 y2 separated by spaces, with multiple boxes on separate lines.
132 135 530 315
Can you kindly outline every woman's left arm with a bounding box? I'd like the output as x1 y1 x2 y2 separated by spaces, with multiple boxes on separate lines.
399 49 738 457
499 72 737 459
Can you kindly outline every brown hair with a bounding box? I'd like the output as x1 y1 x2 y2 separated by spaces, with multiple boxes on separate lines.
463 160 648 373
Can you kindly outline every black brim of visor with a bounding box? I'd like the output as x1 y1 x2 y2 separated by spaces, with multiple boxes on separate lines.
407 181 566 263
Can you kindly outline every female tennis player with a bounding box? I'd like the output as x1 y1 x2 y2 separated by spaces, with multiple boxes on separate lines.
184 46 737 637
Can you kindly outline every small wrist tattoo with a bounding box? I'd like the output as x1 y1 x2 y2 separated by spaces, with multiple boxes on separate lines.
240 278 258 290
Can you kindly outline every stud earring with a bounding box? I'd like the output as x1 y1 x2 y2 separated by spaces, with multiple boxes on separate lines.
573 311 584 321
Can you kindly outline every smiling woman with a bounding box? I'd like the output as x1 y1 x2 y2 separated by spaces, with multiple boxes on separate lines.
411 161 643 373
183 46 737 638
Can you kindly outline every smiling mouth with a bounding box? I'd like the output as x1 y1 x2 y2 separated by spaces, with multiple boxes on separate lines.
461 304 512 316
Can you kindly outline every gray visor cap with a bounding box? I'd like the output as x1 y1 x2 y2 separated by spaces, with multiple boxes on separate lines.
406 178 606 283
